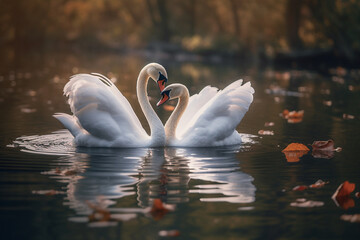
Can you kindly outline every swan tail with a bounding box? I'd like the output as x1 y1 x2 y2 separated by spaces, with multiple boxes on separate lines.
53 113 82 137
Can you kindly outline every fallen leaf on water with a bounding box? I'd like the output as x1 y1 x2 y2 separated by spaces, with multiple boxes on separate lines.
332 181 356 209
290 198 324 208
309 179 329 189
264 122 275 127
32 190 65 196
282 143 310 162
343 114 355 120
158 230 181 237
312 140 335 151
293 185 308 191
311 140 340 159
162 104 175 111
356 192 360 198
340 214 360 223
258 130 274 136
332 181 355 198
150 199 175 220
281 109 304 123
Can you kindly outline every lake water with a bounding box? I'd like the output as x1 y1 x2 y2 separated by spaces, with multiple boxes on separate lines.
1 50 360 239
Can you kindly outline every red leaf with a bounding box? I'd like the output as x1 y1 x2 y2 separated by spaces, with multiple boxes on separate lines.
309 180 328 189
333 181 355 198
293 185 308 191
332 181 356 209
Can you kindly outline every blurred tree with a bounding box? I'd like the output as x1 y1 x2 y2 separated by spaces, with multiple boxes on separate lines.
0 0 359 61
286 0 303 50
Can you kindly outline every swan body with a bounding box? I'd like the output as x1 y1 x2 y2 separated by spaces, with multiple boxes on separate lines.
54 63 168 148
157 80 254 147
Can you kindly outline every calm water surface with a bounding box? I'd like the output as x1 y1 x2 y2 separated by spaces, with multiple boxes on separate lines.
0 50 360 239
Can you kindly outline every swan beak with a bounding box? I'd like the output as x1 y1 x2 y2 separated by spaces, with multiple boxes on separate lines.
157 92 170 106
157 72 167 92
157 80 166 92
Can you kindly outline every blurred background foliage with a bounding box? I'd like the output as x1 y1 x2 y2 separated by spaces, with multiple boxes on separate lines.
1 0 360 63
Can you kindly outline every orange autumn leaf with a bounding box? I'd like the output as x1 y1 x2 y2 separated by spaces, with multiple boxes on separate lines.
281 109 304 123
283 143 310 152
282 143 309 162
150 199 169 220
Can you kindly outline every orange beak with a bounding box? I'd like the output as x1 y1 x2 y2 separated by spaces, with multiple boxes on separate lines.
157 79 166 92
157 93 169 106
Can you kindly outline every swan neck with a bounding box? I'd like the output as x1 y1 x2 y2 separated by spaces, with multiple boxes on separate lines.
165 89 189 140
137 68 165 146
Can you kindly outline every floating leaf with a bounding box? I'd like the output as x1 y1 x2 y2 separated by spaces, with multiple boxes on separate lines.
150 199 175 220
32 189 65 196
312 140 335 151
332 181 355 198
340 214 360 223
158 230 181 237
264 122 275 127
281 109 304 123
290 198 324 208
258 130 274 136
309 180 329 189
292 185 308 191
332 181 356 209
356 192 360 198
282 143 310 162
311 140 338 159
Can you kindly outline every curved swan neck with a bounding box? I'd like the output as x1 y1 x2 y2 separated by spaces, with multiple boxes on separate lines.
137 67 165 146
164 87 189 141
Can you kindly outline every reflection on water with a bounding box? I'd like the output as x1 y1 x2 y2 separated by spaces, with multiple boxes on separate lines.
2 51 360 238
12 130 256 225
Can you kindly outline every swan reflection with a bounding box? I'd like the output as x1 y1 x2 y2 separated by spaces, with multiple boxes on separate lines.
12 131 256 221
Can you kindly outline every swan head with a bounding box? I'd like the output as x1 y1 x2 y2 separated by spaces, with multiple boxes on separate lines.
145 63 168 92
156 83 188 106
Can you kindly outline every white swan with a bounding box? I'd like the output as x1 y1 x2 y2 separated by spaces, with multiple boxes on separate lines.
157 80 254 147
54 63 168 148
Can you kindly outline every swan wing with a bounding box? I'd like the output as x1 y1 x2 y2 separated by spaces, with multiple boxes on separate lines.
178 80 254 146
176 85 218 133
64 73 148 143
